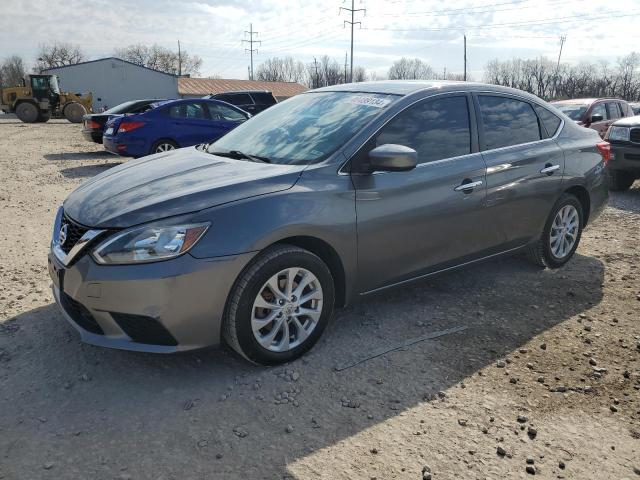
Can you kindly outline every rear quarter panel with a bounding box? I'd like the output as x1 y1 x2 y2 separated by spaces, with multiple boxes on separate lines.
554 124 608 224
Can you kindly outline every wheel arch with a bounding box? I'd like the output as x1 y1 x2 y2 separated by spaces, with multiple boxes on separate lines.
268 236 347 308
563 185 591 226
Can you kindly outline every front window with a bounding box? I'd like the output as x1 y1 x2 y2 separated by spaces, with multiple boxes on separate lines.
208 91 398 165
553 102 588 121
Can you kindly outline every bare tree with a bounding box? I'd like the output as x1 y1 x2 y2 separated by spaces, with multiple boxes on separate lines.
0 55 26 87
352 66 366 82
256 57 308 84
388 57 434 80
484 53 640 101
114 44 202 76
35 42 85 71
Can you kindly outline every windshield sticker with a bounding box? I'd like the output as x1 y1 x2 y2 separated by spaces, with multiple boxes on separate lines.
348 95 392 109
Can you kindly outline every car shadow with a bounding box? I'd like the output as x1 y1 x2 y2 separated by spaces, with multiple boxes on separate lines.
0 253 604 479
43 151 114 161
59 163 122 179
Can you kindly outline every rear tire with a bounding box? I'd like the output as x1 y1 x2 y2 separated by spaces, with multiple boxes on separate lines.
63 102 86 123
15 102 39 123
223 244 335 365
608 169 635 192
150 139 178 154
525 193 583 269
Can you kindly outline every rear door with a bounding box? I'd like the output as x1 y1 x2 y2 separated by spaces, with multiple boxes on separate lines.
352 93 490 292
476 94 565 248
167 101 212 146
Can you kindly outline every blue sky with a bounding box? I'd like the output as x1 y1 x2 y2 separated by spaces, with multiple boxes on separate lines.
1 0 639 80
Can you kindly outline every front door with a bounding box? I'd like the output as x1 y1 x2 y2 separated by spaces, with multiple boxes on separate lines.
351 94 489 293
168 101 213 146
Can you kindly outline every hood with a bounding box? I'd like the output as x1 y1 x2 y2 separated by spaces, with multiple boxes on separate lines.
612 115 640 128
63 147 304 228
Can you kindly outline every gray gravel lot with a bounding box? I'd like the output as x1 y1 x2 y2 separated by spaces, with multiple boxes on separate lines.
1 119 639 479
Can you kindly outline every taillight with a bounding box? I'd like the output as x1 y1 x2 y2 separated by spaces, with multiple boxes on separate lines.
118 121 145 133
596 141 611 164
86 120 100 129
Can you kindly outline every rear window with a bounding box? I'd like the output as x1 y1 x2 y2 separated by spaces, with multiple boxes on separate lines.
533 104 562 138
217 93 253 106
478 95 541 150
250 92 276 105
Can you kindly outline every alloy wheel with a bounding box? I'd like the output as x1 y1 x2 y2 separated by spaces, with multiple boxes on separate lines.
155 143 175 153
549 204 579 259
251 267 323 352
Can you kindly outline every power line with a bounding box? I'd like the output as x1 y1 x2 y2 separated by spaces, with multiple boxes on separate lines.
242 23 261 80
340 0 366 82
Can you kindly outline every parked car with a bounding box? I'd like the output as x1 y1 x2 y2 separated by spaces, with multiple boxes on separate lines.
205 90 277 115
102 98 250 157
551 98 633 137
49 81 609 364
629 102 640 115
604 116 640 191
81 99 161 144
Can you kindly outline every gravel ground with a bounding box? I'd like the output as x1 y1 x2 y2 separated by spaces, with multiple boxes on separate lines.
0 119 639 480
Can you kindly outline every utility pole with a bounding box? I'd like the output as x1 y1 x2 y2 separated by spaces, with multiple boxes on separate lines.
177 40 182 76
443 67 446 80
553 35 566 99
313 57 320 88
340 0 365 83
463 35 467 81
242 23 261 80
344 52 348 84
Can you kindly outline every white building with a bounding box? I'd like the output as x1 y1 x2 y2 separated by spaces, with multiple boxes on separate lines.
42 57 179 111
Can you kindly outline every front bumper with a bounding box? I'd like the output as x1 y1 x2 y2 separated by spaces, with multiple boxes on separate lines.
48 249 256 353
609 142 640 172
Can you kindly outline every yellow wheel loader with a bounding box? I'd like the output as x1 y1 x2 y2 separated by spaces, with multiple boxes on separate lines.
0 74 93 123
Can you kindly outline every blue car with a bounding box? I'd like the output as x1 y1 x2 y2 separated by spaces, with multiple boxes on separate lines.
102 98 250 157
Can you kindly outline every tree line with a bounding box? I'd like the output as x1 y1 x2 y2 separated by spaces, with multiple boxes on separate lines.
0 42 202 88
484 52 640 101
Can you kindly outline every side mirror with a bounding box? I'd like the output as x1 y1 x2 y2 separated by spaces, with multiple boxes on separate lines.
590 113 604 123
367 144 417 172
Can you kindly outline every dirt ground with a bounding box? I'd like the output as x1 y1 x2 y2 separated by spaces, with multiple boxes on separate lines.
0 118 638 480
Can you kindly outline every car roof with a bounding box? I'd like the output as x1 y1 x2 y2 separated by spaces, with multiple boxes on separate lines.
551 98 625 105
311 80 548 101
212 90 273 95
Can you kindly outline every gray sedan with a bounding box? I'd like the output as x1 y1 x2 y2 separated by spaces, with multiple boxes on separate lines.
48 81 609 364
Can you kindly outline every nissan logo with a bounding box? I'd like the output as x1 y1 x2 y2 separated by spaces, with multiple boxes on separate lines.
59 224 68 246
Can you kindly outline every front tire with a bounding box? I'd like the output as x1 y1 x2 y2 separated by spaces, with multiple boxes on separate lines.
63 102 86 123
608 169 635 192
223 245 335 365
15 102 39 123
526 193 583 268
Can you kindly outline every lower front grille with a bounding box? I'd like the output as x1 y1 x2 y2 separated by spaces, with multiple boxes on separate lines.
60 292 104 335
111 313 178 346
630 128 640 143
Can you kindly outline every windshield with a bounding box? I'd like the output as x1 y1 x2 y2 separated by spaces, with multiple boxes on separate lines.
48 76 60 94
207 91 398 165
553 102 588 121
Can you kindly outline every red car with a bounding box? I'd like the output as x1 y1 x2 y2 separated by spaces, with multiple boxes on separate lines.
551 98 633 137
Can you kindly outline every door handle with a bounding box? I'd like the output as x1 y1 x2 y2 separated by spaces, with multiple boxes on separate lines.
540 164 560 175
454 180 483 192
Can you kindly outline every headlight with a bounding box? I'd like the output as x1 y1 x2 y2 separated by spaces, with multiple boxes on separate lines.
607 126 630 142
92 222 210 265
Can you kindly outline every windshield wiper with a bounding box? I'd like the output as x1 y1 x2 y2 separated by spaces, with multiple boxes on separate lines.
209 149 271 163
